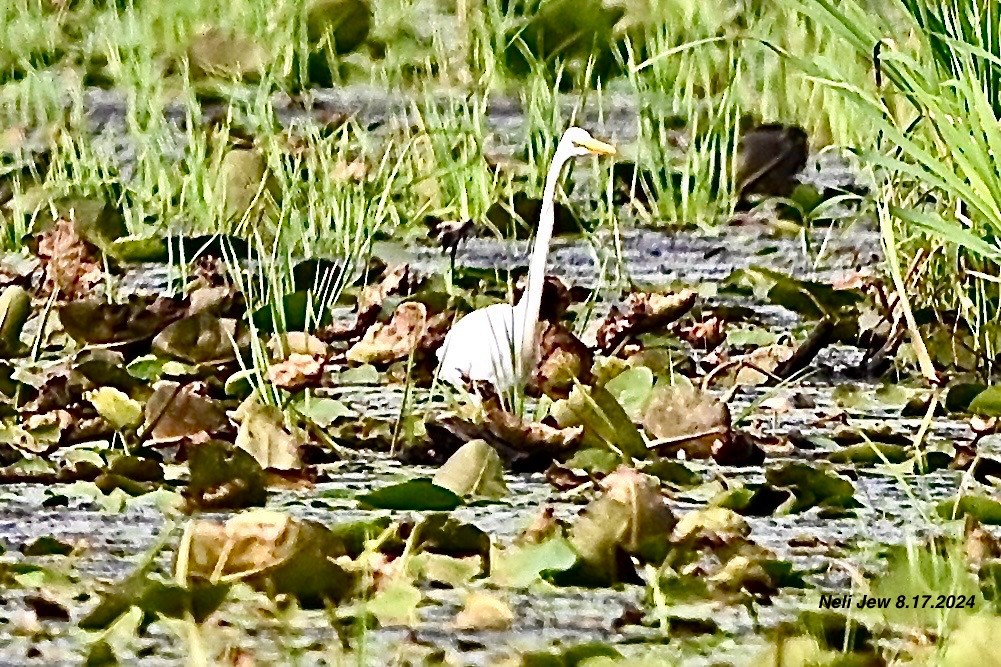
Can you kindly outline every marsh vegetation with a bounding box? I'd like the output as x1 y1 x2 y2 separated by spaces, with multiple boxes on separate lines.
2 0 1001 664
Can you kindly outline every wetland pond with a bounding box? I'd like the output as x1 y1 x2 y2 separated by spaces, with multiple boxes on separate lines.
0 85 998 667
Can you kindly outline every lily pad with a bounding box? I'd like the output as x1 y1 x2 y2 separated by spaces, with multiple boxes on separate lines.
937 495 1001 524
765 463 857 514
185 440 267 510
432 439 508 500
491 537 578 588
358 479 463 511
231 395 303 471
152 313 246 365
184 510 359 606
0 286 30 354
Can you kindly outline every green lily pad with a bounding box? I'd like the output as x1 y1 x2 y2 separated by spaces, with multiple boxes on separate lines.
491 537 578 588
603 366 654 420
295 396 355 427
827 442 909 465
432 440 508 500
765 463 857 514
81 573 228 630
552 385 646 459
0 286 30 355
937 495 1001 524
969 386 1001 417
358 479 463 511
722 266 862 319
87 387 143 430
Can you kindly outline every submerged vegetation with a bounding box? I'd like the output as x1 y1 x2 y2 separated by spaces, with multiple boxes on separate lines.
2 0 1001 664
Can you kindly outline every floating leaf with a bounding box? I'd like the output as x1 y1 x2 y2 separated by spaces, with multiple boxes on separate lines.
432 439 508 500
185 510 359 606
86 387 142 430
144 381 227 442
0 286 30 354
231 395 303 470
765 463 857 514
491 536 578 588
643 380 731 459
722 266 861 319
346 301 426 364
367 578 422 626
969 386 1001 417
595 290 697 352
61 298 186 347
296 396 354 427
185 440 267 510
81 572 228 630
267 354 325 392
937 495 1001 525
562 468 675 585
152 313 245 365
358 479 462 511
828 442 909 465
453 591 513 630
552 385 646 458
603 366 654 420
671 506 749 545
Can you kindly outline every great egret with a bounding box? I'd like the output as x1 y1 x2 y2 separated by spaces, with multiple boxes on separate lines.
436 127 615 392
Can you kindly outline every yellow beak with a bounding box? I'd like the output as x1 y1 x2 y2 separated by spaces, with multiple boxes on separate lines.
577 137 616 156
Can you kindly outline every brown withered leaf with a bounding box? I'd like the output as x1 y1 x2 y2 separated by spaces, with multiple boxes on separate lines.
183 510 358 605
346 301 427 364
712 431 767 466
267 332 329 358
731 343 796 386
60 297 187 346
566 467 676 585
515 275 574 322
416 310 454 359
596 290 697 352
965 515 1001 567
529 321 593 399
320 264 418 342
35 218 104 300
268 354 325 391
421 391 583 470
358 264 415 314
152 312 246 365
231 395 303 470
644 382 732 459
676 316 726 350
144 381 228 442
483 395 583 454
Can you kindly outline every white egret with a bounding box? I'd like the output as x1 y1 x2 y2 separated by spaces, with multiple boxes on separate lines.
436 127 615 392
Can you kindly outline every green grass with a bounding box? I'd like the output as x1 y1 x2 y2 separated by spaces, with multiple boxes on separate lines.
784 0 1001 370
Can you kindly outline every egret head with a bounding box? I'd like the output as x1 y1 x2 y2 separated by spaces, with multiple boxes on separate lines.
559 126 616 159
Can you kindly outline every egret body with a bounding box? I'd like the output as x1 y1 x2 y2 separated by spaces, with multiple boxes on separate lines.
436 127 615 392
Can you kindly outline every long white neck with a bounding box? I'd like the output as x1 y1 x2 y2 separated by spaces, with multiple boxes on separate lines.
517 147 571 382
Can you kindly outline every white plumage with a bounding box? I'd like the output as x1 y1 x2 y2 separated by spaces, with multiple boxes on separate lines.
436 127 615 392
